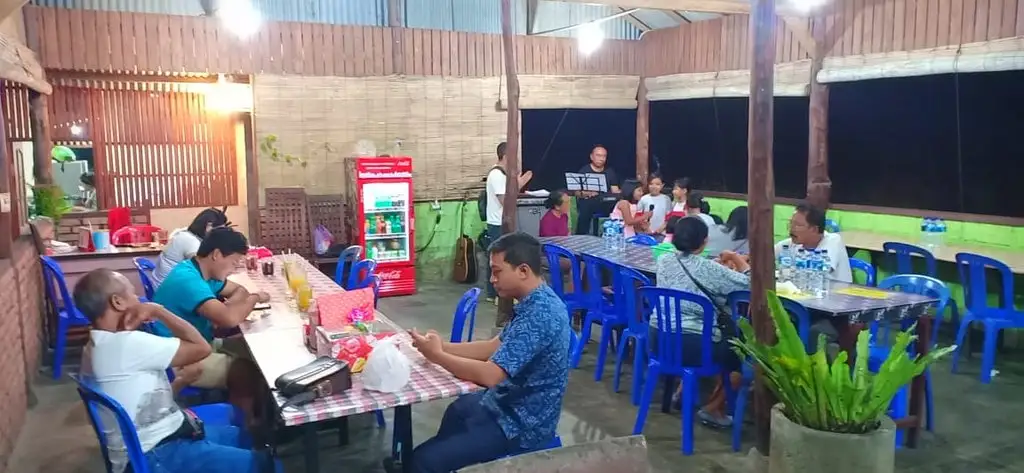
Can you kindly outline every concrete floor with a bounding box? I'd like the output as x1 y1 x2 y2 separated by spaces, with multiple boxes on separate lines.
9 280 1024 472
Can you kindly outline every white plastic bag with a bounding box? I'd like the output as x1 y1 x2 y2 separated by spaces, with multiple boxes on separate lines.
362 339 411 393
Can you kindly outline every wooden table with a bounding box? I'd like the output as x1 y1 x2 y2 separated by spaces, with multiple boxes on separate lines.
49 246 160 297
841 230 1024 274
231 256 481 473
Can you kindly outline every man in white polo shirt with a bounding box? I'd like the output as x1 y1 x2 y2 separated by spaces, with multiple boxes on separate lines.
775 202 853 283
484 141 533 302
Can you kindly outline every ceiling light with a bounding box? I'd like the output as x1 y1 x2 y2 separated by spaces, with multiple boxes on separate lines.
218 0 262 40
577 23 605 56
70 124 83 136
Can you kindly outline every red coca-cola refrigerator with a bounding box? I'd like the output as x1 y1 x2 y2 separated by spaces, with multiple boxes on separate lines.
344 156 416 297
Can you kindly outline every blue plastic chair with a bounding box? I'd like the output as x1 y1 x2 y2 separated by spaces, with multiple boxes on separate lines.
571 254 619 370
332 245 364 286
632 287 729 455
849 257 877 287
626 234 658 246
582 256 635 382
611 265 653 406
72 374 254 473
951 253 1024 384
726 290 812 452
541 244 586 314
874 274 950 438
345 259 378 290
132 257 157 301
882 242 938 277
450 287 482 343
40 256 91 379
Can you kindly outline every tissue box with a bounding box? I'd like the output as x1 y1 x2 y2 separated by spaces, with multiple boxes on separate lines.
314 287 376 330
313 327 395 373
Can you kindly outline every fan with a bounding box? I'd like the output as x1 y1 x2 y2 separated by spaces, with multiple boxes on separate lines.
353 139 377 157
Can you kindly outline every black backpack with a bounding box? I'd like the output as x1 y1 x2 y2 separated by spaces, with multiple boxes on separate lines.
477 166 507 221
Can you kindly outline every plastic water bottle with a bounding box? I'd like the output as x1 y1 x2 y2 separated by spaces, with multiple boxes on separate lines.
921 217 939 250
778 244 794 283
602 220 614 249
818 251 832 296
806 250 822 296
794 249 809 292
614 219 627 251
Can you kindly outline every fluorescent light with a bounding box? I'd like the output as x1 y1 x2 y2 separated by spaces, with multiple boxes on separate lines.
788 0 828 13
577 23 604 56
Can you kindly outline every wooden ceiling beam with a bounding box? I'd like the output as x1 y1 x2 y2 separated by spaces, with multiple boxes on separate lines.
618 7 653 31
0 0 26 22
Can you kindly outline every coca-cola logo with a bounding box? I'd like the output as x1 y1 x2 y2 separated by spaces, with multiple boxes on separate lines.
378 270 403 280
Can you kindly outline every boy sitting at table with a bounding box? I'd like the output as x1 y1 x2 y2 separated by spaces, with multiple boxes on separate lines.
150 227 270 423
74 269 278 473
405 232 570 473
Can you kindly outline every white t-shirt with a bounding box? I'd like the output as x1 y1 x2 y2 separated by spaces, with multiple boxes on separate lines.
775 231 853 283
485 167 508 226
86 330 184 461
153 229 202 287
689 213 716 229
638 194 672 232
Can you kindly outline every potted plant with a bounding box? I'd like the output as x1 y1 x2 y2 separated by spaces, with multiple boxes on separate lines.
31 184 72 222
730 291 955 473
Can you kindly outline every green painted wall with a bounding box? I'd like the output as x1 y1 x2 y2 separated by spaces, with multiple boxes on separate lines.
413 198 578 281
704 197 1024 317
413 197 1022 319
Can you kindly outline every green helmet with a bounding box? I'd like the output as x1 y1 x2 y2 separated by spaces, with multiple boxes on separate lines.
51 145 76 163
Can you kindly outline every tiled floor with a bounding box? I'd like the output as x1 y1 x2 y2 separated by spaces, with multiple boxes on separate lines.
9 280 1024 472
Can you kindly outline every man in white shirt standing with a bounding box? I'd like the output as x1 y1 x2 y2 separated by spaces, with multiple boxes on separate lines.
74 269 276 473
484 141 532 302
775 203 853 283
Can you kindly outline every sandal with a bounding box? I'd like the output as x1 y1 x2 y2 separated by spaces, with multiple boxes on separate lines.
697 409 733 429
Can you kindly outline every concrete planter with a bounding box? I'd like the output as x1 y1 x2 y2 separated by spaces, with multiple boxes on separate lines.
769 404 896 473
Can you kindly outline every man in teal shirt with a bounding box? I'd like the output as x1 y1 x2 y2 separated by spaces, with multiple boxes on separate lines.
152 227 268 402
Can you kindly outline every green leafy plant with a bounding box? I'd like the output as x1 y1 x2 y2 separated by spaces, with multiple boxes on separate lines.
259 134 307 167
31 184 73 222
730 291 956 434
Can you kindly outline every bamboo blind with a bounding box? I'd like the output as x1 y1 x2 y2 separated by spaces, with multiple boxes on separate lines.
254 74 506 203
497 75 641 110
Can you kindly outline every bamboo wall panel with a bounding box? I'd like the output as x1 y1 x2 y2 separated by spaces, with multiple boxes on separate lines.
40 84 239 209
642 0 1023 76
254 75 506 203
24 6 642 77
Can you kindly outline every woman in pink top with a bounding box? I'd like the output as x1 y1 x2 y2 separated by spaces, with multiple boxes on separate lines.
610 179 649 238
539 190 570 237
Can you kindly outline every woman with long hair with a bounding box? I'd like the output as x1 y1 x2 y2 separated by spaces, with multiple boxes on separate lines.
610 179 650 237
706 206 749 255
152 207 230 287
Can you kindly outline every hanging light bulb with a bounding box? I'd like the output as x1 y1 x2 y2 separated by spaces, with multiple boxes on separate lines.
577 23 605 56
218 0 262 40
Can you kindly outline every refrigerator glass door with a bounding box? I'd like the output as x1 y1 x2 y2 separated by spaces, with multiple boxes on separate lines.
361 181 410 263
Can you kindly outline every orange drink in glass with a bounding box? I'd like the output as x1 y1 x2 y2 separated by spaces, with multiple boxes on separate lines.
297 284 313 312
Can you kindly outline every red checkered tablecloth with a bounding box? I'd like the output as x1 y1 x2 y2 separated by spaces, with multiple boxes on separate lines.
234 255 482 426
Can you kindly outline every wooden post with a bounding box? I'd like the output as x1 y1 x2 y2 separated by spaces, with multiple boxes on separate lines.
806 18 831 209
635 78 649 184
748 0 778 456
29 90 53 186
496 0 521 327
241 112 261 244
0 97 13 258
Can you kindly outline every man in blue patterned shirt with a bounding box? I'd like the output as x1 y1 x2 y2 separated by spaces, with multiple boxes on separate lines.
406 232 570 473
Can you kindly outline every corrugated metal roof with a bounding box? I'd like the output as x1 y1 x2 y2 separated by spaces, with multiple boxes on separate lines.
31 0 204 15
31 0 386 24
30 0 647 37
